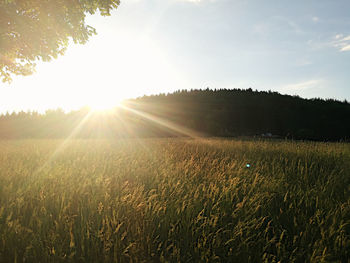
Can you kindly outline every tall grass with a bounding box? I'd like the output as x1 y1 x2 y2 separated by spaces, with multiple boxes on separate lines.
0 139 349 262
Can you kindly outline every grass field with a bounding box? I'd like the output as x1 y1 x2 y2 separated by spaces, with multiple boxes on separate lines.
0 138 349 262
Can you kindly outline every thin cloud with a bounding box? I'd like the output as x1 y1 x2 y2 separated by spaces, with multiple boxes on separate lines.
296 58 313 66
282 79 322 92
312 16 319 23
340 45 350 51
332 34 350 52
335 34 343 40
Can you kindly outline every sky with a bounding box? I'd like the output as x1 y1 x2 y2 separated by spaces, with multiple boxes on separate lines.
1 0 350 113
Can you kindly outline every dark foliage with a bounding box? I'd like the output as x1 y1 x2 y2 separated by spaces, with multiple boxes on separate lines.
0 0 120 82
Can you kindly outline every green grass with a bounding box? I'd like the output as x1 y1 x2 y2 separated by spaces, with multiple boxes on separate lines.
0 138 349 262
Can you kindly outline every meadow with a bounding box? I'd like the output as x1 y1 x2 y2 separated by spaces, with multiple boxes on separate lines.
0 138 349 262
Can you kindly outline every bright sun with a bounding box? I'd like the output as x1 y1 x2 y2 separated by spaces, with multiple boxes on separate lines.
1 14 187 114
85 94 123 112
88 103 113 112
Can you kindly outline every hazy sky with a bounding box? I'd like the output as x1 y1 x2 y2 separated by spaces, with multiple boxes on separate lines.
1 0 350 113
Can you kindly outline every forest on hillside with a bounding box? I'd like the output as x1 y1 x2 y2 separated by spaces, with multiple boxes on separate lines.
0 89 349 141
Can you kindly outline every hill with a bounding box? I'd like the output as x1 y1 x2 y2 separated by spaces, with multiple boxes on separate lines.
126 88 350 141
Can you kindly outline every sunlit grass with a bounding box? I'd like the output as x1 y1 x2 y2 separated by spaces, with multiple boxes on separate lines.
0 139 349 262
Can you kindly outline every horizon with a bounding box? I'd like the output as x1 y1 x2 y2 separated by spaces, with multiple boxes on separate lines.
1 87 349 115
1 0 350 113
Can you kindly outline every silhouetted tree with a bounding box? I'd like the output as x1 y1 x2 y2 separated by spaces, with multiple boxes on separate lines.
0 0 120 82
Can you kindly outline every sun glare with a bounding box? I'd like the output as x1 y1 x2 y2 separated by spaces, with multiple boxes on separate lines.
87 97 123 113
1 10 188 114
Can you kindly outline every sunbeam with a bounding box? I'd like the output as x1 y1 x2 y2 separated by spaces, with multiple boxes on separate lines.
35 110 94 174
118 103 205 138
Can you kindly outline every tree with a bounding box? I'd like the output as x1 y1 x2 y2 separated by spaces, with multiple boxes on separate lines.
0 0 120 82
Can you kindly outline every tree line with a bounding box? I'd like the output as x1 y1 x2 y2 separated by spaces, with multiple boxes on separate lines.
0 89 349 141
